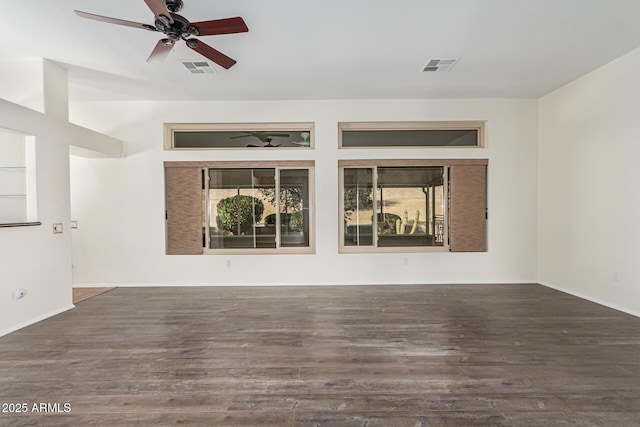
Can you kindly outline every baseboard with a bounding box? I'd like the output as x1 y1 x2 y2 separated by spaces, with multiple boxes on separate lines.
73 280 537 288
539 281 640 318
0 304 75 338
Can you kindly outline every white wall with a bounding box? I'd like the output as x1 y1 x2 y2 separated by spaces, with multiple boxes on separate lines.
69 98 539 287
0 59 122 336
538 47 640 316
0 100 74 335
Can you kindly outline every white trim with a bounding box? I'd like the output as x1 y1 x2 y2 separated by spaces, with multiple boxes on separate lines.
0 304 75 337
72 281 537 288
539 281 640 318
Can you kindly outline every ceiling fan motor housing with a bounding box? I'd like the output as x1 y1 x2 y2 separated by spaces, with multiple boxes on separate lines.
156 13 196 40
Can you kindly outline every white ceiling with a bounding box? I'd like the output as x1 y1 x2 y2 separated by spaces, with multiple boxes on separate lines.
3 0 640 102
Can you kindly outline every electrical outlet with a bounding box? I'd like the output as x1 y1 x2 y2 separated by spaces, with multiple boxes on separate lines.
71 220 78 229
53 223 63 234
225 260 232 268
403 257 409 266
14 289 27 300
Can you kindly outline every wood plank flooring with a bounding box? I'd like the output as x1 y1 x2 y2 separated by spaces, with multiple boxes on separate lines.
0 284 639 426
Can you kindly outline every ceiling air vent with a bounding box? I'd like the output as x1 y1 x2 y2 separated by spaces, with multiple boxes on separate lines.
182 61 216 74
422 58 459 72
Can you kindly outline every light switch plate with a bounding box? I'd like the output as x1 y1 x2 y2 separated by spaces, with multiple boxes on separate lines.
71 220 78 229
53 223 63 234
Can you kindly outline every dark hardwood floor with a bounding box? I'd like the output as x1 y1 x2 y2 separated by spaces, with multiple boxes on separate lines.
0 284 638 426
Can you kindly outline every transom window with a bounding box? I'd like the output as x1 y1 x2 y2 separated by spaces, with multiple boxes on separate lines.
165 123 314 150
339 121 485 148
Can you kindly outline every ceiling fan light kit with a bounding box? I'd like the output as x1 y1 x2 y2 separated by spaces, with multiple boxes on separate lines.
75 0 248 69
292 132 311 146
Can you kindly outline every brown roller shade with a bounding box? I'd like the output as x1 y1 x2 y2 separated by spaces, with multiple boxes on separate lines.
165 167 203 255
449 164 487 252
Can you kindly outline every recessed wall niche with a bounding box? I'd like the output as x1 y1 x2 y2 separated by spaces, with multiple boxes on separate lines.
0 127 38 225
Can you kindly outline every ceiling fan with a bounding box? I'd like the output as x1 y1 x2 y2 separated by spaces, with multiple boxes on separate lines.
231 132 290 148
75 0 248 69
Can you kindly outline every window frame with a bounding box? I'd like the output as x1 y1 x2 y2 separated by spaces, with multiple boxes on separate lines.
338 121 486 149
164 161 315 255
339 161 449 254
164 122 315 151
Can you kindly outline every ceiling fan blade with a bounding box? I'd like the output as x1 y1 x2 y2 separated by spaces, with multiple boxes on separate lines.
75 10 157 31
147 39 174 62
186 39 236 69
143 0 174 23
246 144 260 147
190 17 249 36
231 132 289 139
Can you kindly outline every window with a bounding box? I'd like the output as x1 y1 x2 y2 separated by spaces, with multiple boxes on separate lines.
339 159 487 253
0 127 38 226
165 123 314 150
341 164 446 252
165 161 314 254
339 121 485 148
207 167 311 251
